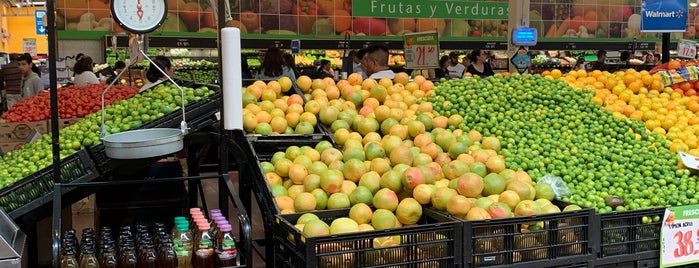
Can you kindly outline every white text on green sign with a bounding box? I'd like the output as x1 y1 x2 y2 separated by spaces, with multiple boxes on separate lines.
352 0 508 20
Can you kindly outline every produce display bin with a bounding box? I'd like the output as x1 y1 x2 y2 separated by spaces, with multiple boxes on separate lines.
593 207 666 266
449 201 595 268
0 149 98 218
273 207 462 267
593 257 659 268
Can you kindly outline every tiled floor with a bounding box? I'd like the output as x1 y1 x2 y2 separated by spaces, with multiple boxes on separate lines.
71 171 268 268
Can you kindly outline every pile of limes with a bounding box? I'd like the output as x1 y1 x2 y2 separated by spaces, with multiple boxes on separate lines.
427 74 690 212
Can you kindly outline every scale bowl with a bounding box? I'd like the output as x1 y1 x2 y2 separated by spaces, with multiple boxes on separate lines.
102 128 184 159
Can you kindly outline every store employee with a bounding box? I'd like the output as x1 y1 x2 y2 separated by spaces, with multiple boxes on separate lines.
361 44 395 80
140 56 174 92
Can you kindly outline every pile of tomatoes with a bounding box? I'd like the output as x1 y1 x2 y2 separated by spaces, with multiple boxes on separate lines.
1 84 139 122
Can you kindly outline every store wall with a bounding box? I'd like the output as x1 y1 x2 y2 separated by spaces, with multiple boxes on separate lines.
3 6 47 54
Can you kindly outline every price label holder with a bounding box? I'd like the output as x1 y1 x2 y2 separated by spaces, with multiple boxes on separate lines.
661 204 699 267
678 39 697 59
403 31 439 69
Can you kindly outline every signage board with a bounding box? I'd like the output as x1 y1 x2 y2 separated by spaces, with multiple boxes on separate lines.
661 204 699 267
678 39 697 59
35 10 46 35
403 31 439 69
353 0 508 20
641 0 687 32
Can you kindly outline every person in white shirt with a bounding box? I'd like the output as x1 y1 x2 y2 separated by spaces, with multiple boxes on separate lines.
446 52 466 78
349 50 367 79
361 44 395 80
72 56 100 86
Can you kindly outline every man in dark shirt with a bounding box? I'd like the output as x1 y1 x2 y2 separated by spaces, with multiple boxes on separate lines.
589 50 608 71
0 54 23 110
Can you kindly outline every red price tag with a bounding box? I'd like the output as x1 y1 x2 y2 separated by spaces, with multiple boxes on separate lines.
661 205 699 267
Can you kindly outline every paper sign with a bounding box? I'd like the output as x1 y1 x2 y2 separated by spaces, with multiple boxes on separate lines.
678 151 699 170
661 204 699 267
403 31 439 69
678 39 697 59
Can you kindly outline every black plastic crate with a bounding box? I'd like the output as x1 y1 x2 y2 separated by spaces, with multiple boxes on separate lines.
274 207 462 267
451 201 595 268
593 257 659 268
595 207 665 263
0 149 98 215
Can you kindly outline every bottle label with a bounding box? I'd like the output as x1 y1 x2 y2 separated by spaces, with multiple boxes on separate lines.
199 238 212 249
222 240 236 250
173 238 183 247
175 248 189 256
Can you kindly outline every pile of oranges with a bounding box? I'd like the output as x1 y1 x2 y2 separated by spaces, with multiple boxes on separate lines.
547 68 699 156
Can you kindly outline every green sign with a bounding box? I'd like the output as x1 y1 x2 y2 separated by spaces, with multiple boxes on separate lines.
352 0 508 20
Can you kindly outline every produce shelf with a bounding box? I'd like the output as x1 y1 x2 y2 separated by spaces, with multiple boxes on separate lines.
443 200 595 268
273 207 462 267
0 149 98 219
592 207 666 266
244 134 335 266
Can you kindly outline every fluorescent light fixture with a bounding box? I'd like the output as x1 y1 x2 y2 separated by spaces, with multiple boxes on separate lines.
692 1 699 7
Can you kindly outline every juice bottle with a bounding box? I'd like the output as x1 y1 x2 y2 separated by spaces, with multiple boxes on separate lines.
136 242 157 268
192 223 215 268
60 246 79 268
156 239 178 268
172 223 193 268
99 245 118 268
79 245 100 268
215 224 237 268
117 245 138 268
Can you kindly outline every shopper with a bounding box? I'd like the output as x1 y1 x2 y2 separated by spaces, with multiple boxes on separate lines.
256 47 297 83
348 50 367 78
18 53 44 99
589 50 608 71
446 52 466 78
141 55 174 92
23 53 40 77
361 43 395 79
433 55 450 79
282 53 301 78
466 49 495 77
620 51 631 65
72 56 100 86
0 54 23 110
114 61 126 74
313 59 334 79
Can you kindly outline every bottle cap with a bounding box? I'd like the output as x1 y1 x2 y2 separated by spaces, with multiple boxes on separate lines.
176 223 190 232
219 224 232 232
215 220 229 227
197 223 210 230
190 207 202 214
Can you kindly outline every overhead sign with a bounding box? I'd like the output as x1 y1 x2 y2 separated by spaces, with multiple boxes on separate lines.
290 39 300 54
641 0 687 32
661 204 699 267
353 0 508 19
35 10 46 35
403 31 439 69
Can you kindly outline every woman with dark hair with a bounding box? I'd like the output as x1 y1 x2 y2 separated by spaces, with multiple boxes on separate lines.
256 47 296 83
141 55 174 92
433 55 450 78
313 59 334 79
283 53 301 78
72 56 100 86
465 49 495 77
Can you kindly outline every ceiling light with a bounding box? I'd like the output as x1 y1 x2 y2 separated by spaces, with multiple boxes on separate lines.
693 1 699 7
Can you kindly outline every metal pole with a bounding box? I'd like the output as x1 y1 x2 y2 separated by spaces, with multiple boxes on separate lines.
217 0 230 219
47 0 61 266
662 33 671 63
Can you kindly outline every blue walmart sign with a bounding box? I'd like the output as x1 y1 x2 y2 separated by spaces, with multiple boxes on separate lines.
641 0 687 32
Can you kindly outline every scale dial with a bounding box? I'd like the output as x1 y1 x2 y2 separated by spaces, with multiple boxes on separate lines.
111 0 168 34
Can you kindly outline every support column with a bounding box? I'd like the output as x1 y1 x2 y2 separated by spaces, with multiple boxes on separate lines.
508 0 530 73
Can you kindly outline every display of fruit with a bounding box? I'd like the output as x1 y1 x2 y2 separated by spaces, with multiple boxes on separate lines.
2 84 139 122
175 69 219 84
241 77 319 135
0 82 214 186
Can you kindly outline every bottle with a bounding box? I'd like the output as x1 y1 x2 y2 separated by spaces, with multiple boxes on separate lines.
136 242 157 268
172 223 193 268
215 224 237 268
117 245 138 268
192 223 215 268
80 246 100 268
156 239 178 268
100 245 118 268
60 246 79 268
